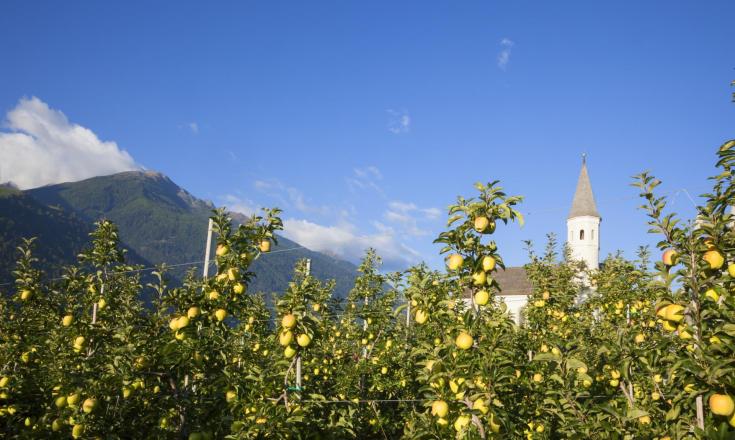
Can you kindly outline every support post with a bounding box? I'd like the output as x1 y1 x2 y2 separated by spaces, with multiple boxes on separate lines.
406 299 411 327
203 219 214 280
295 258 310 390
696 395 704 429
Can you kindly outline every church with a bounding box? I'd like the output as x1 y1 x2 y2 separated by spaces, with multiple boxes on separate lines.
488 158 601 324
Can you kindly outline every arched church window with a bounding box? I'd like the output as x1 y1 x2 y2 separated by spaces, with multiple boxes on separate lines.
580 229 584 240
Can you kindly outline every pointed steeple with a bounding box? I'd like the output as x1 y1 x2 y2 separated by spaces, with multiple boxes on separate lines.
568 154 600 219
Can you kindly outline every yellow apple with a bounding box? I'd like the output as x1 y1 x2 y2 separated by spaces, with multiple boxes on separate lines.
415 309 429 324
215 309 227 322
54 396 67 408
431 400 449 417
455 332 473 350
729 263 735 278
662 304 685 322
187 307 200 318
227 268 239 281
704 250 725 269
0 377 9 388
284 346 297 359
474 290 489 306
489 413 501 433
473 398 488 414
62 315 74 327
73 336 85 349
282 314 297 329
97 298 107 310
67 393 80 406
454 414 471 432
279 330 293 346
710 394 735 416
51 418 64 431
216 244 229 256
533 373 543 383
226 390 237 403
82 398 97 414
233 283 245 294
705 289 720 302
20 289 32 301
208 290 220 300
482 255 496 272
474 216 493 233
259 240 271 253
662 320 677 332
662 249 677 266
177 316 190 329
634 333 645 344
472 271 487 286
446 254 464 271
297 334 312 347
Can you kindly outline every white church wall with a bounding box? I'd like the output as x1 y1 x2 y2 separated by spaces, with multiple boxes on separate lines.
461 295 529 325
567 214 600 271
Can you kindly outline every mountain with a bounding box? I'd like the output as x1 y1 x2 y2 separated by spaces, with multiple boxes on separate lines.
18 171 357 298
0 184 151 286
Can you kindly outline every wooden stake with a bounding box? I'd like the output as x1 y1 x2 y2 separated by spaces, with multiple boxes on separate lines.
202 219 213 280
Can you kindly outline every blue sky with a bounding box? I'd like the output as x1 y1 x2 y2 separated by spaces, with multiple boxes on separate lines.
0 1 733 271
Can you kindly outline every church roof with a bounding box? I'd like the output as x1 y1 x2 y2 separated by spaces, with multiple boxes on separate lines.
568 159 600 219
462 267 533 298
494 267 533 295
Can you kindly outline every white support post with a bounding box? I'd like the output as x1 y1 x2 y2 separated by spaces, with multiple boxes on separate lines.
92 283 103 325
295 258 310 390
203 219 214 280
696 395 704 429
406 299 411 327
295 358 302 389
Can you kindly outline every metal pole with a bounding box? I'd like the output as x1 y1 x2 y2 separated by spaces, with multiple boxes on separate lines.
202 219 213 279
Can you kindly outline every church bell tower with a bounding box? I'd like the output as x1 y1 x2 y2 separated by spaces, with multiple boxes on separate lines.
567 155 601 271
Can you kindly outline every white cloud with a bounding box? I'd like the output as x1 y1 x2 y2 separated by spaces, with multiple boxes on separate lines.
283 218 421 270
221 194 258 217
189 122 199 134
497 38 514 70
254 178 331 216
0 97 140 189
383 200 443 237
386 109 411 134
346 166 384 195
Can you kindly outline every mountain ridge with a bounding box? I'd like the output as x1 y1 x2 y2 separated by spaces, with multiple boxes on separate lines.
0 171 357 298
